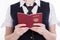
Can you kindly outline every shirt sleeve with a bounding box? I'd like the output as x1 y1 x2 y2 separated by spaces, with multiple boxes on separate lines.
49 4 58 25
2 6 13 27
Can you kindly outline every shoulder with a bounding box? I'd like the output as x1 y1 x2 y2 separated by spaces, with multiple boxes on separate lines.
10 2 20 7
41 1 49 4
41 1 50 6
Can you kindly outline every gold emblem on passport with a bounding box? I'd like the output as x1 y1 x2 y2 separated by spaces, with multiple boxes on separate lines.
33 18 39 22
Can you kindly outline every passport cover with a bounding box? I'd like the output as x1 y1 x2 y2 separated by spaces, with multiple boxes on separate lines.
17 12 43 28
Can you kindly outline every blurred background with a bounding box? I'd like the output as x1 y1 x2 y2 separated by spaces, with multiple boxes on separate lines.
0 0 60 40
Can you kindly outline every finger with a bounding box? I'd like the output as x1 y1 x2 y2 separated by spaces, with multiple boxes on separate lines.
16 27 29 31
20 27 29 32
33 23 45 27
30 27 38 31
21 27 29 29
15 24 26 28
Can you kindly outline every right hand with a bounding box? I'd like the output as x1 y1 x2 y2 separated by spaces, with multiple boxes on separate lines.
13 24 29 37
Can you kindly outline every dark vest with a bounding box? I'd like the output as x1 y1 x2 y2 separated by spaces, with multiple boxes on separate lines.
10 1 50 40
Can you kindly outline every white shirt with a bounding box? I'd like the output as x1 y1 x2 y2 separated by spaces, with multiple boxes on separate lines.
2 0 58 27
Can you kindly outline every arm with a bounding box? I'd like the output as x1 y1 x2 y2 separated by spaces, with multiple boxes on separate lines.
4 7 28 40
4 7 19 40
30 23 56 40
41 24 56 40
42 3 57 40
30 3 57 40
5 24 29 40
5 27 20 40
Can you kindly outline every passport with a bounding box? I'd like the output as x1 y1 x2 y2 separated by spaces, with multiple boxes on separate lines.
17 12 43 28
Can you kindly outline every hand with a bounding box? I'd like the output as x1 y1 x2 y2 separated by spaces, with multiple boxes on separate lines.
13 24 29 37
30 23 47 35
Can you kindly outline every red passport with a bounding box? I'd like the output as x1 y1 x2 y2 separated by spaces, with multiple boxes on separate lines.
17 12 43 28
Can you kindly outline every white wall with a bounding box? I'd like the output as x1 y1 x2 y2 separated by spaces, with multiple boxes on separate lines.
0 0 60 40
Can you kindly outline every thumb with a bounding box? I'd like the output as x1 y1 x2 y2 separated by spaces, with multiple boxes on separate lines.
15 24 26 28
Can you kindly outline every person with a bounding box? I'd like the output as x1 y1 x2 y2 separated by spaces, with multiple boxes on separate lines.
2 0 58 40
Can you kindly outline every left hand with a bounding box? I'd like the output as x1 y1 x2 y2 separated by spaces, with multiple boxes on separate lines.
30 23 47 35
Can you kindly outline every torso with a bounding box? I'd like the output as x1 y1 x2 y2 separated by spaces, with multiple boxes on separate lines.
10 1 50 40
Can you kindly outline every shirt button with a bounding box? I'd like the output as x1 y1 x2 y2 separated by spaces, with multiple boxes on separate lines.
30 36 33 39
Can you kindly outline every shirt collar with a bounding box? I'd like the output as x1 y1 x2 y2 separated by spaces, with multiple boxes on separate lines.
20 0 41 7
